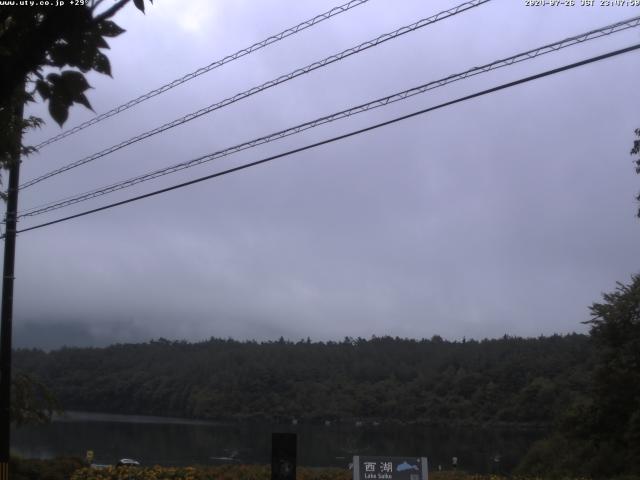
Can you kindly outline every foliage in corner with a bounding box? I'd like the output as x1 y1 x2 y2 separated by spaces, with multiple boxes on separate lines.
584 274 640 473
0 0 152 171
631 128 640 218
517 274 640 478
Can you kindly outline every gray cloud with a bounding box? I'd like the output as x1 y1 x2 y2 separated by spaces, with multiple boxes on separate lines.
9 0 640 347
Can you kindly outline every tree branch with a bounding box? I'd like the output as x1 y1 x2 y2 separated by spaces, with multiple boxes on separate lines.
90 0 106 12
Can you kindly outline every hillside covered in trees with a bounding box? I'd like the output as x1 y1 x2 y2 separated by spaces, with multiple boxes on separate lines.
14 334 593 426
517 275 640 478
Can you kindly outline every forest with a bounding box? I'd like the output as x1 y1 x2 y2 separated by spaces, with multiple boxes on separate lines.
13 333 593 427
11 274 640 478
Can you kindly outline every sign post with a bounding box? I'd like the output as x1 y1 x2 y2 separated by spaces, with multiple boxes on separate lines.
353 456 428 480
271 433 296 480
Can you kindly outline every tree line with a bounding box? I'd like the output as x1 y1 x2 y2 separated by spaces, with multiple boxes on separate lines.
14 333 593 427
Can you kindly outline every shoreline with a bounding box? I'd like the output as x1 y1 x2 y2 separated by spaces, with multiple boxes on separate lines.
51 410 550 431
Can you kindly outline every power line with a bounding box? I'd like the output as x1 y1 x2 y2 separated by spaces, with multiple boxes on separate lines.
12 43 640 237
33 0 373 150
20 0 490 190
18 14 640 219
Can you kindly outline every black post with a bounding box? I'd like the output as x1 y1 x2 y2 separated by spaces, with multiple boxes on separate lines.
0 93 23 480
271 433 297 480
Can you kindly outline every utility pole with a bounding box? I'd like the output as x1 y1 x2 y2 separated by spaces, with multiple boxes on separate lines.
0 90 24 480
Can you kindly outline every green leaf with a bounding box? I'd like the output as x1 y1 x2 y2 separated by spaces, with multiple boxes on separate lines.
75 93 93 111
93 33 110 49
93 51 111 76
48 97 69 126
21 145 38 157
97 20 125 37
45 71 93 122
133 0 145 13
59 70 90 94
45 73 61 87
73 45 99 72
23 116 44 130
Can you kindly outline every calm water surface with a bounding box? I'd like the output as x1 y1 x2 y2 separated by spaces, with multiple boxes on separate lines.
12 412 543 473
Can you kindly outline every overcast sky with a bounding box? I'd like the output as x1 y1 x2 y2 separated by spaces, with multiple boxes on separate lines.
9 0 640 348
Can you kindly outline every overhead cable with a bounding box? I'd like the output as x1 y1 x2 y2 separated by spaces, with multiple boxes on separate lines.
34 0 373 149
20 0 491 190
18 14 640 218
12 42 640 237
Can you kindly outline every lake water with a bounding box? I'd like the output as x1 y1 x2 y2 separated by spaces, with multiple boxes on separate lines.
12 412 543 473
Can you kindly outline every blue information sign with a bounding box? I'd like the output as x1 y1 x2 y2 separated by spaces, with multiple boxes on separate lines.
353 456 428 480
